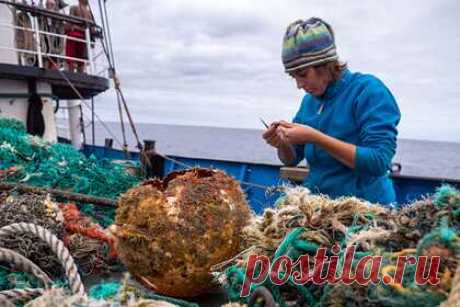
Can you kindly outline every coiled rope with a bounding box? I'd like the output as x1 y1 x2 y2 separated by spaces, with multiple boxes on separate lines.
0 297 14 307
0 247 52 288
0 223 85 296
0 288 44 303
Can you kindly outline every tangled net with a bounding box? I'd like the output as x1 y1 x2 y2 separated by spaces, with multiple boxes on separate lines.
0 119 214 305
0 118 140 225
0 119 146 302
0 192 126 282
0 220 187 306
218 185 460 307
0 193 65 278
24 275 196 307
60 203 121 275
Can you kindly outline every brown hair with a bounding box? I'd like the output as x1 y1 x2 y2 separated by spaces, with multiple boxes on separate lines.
314 60 347 82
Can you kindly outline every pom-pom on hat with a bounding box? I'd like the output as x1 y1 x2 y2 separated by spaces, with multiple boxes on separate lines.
282 17 338 73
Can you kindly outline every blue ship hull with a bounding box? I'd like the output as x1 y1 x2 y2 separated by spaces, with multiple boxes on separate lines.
82 144 459 213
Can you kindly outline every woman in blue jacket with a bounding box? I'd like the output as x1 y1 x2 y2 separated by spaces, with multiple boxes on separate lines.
263 17 401 205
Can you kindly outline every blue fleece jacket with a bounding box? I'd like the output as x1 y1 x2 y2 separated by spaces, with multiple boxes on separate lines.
291 69 401 205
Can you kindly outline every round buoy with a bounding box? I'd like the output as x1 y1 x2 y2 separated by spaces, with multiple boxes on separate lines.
114 168 250 297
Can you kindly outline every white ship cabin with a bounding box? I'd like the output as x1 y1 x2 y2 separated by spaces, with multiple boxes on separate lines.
0 0 110 146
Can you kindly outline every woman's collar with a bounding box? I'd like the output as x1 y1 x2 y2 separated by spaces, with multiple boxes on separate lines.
320 69 352 101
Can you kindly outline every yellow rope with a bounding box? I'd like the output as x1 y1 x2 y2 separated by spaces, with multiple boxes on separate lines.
440 258 460 307
381 265 409 294
390 248 417 258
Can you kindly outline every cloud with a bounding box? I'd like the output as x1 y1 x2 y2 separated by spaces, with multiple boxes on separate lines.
87 0 460 142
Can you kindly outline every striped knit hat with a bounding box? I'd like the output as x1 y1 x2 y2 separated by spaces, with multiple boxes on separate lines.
282 17 338 73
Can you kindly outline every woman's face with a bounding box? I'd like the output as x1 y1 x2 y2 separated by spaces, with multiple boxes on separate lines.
290 66 330 97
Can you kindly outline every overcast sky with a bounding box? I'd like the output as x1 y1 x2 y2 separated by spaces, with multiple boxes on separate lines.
83 0 460 142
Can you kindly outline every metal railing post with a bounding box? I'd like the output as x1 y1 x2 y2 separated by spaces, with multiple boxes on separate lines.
0 2 108 76
85 26 94 74
32 15 43 68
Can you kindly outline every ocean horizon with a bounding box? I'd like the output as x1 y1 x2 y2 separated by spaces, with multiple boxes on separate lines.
55 120 460 182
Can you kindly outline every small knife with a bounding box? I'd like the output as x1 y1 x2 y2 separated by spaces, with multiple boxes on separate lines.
259 117 269 129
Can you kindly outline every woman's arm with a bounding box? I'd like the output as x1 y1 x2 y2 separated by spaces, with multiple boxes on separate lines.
278 78 400 175
311 130 356 168
277 123 356 168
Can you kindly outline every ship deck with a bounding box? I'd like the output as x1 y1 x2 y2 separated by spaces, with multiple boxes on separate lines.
0 63 109 99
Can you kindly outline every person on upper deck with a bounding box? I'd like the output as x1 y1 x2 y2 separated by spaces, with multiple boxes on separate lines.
40 0 67 69
65 0 93 73
262 17 401 205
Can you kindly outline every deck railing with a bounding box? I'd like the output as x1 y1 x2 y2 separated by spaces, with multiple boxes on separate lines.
0 0 109 78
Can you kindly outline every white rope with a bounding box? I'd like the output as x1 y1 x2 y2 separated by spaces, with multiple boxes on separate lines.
0 297 14 307
0 247 52 288
0 223 85 296
0 288 44 303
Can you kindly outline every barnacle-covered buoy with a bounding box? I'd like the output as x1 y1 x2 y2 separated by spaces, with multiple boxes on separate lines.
114 168 251 297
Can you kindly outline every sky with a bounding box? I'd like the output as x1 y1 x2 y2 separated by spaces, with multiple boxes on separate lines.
80 0 460 142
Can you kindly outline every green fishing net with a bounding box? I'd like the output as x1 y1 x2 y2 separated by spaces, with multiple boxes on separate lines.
89 282 120 300
87 279 199 307
0 118 141 226
221 185 460 307
0 267 41 291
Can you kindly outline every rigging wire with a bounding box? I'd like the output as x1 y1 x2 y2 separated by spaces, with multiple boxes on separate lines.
47 58 272 192
115 90 128 153
99 0 116 68
114 84 143 150
88 0 131 155
45 55 125 149
151 153 274 191
95 0 143 151
44 4 274 193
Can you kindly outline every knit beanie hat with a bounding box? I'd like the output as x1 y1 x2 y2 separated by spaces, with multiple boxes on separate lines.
282 17 338 73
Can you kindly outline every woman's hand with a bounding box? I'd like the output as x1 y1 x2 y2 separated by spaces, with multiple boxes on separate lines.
262 122 285 148
277 122 319 145
278 122 357 168
264 121 356 169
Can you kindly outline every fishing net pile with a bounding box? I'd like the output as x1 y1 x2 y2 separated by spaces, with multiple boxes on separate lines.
59 203 121 275
0 193 64 278
0 186 189 305
24 274 199 307
0 119 146 304
218 185 460 307
0 197 125 293
0 118 139 201
0 206 202 307
0 117 140 271
3 118 460 306
113 168 251 298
